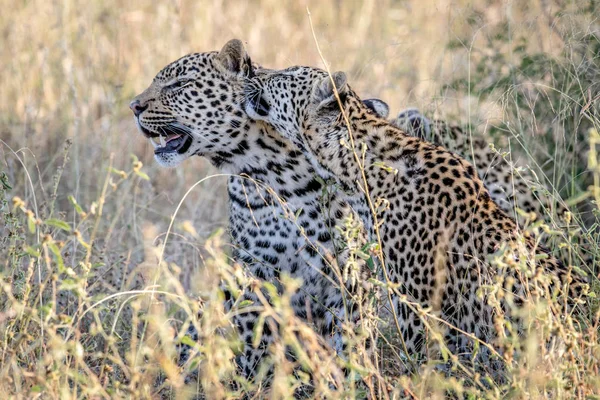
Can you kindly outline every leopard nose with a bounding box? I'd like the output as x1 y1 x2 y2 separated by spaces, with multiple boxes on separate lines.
129 100 148 117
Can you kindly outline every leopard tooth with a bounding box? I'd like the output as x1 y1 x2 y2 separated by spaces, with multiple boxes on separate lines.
159 135 166 147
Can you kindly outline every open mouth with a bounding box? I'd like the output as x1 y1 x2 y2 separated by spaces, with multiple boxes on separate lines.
141 123 193 155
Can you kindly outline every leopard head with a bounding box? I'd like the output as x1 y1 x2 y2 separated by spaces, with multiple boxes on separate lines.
244 69 355 150
130 39 258 168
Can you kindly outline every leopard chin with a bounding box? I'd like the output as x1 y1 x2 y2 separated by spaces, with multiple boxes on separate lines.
154 149 190 168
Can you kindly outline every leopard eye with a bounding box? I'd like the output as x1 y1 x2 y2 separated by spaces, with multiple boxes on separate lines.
165 79 191 91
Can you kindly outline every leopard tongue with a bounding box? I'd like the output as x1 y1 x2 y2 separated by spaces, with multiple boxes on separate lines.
156 134 181 148
165 133 181 143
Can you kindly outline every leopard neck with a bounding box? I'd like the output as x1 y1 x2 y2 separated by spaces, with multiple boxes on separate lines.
204 116 326 199
303 95 415 193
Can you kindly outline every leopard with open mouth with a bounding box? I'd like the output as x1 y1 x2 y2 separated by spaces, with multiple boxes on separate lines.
130 40 374 381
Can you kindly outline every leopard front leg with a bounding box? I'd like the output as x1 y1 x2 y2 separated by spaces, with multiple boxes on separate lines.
231 289 275 379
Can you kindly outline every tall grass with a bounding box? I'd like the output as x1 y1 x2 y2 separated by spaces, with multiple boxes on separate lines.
1 0 599 398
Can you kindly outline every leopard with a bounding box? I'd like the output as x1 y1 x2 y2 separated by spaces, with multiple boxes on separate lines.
361 104 571 221
390 108 568 224
384 107 593 268
130 39 375 380
243 65 587 363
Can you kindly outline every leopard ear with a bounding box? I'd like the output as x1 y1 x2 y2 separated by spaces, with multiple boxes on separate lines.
216 39 254 77
313 71 348 108
395 108 432 138
363 98 390 119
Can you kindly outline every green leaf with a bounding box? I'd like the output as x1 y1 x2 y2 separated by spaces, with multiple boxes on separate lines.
27 216 36 234
59 279 79 291
47 242 65 273
263 282 279 298
76 234 91 249
0 172 12 190
372 161 398 174
109 168 128 178
366 257 375 272
45 218 71 232
357 242 377 271
229 337 244 355
188 358 201 371
40 303 53 319
68 195 84 215
237 300 254 309
571 265 589 278
180 335 200 348
134 170 150 181
24 246 41 257
253 314 266 349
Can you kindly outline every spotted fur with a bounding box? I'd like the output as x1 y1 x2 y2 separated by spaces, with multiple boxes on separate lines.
359 104 568 226
130 40 373 378
244 67 587 358
392 110 569 223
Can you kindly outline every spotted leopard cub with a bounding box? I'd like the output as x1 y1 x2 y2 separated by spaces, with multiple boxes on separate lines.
393 110 571 224
363 104 568 224
389 109 596 268
244 68 586 359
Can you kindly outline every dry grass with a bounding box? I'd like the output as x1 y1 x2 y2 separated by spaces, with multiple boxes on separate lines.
1 0 599 398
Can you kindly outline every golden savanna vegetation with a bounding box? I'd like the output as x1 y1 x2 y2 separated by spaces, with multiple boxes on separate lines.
1 0 599 398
